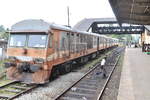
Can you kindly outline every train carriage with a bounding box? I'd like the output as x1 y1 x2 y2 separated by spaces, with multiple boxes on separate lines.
5 19 118 84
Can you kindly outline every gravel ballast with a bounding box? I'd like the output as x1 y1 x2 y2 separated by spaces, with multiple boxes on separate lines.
14 48 116 100
100 53 124 100
15 72 84 100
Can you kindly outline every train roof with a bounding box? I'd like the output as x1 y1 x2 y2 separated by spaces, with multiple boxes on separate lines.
11 19 73 32
11 19 118 40
11 19 104 37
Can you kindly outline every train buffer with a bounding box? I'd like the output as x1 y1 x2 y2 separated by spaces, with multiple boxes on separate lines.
117 48 150 100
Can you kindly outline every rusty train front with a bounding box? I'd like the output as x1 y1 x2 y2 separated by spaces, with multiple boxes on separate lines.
5 19 118 84
5 20 53 84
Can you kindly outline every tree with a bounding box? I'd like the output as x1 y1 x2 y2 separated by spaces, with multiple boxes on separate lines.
0 25 9 40
106 34 132 44
0 25 5 32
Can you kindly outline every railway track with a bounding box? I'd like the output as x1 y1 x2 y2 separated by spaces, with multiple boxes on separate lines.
55 47 125 100
0 47 124 100
0 71 6 79
0 81 38 100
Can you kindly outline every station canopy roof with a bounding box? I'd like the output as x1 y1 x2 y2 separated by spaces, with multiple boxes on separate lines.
73 18 117 31
109 0 150 25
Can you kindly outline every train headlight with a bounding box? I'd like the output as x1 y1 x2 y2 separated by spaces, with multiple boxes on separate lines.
30 64 42 72
4 62 16 68
8 56 17 61
34 58 45 64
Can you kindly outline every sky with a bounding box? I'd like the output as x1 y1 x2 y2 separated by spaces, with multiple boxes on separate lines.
0 0 115 28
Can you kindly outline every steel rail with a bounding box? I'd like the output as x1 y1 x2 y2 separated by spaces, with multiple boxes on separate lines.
0 81 38 100
0 81 17 88
96 55 121 100
54 48 121 100
55 61 101 100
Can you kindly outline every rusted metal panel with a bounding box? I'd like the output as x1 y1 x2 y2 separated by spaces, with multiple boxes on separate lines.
6 19 119 84
7 48 47 59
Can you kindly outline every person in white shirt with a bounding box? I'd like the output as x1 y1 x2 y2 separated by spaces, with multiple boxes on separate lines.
101 56 107 78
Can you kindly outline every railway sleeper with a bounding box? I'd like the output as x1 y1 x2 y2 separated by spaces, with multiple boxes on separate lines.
3 88 21 93
10 85 30 90
64 92 94 100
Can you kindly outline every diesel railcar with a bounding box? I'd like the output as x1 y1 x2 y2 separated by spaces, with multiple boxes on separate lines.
5 19 118 84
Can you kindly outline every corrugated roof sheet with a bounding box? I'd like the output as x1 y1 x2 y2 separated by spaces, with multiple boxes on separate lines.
109 0 150 25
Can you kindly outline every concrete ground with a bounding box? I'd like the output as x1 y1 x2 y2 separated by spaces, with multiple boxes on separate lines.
117 48 150 100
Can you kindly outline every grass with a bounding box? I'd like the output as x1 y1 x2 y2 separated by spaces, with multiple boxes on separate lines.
0 60 5 73
0 59 9 80
83 49 115 70
0 79 12 86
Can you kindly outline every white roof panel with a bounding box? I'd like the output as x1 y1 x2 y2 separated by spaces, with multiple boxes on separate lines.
11 19 72 32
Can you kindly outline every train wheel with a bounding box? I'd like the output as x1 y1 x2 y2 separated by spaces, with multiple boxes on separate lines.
64 63 72 73
80 57 89 64
51 67 60 79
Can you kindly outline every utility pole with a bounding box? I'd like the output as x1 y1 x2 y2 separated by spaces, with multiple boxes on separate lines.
67 6 70 27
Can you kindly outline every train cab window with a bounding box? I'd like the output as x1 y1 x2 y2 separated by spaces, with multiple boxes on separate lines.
9 34 26 47
28 34 47 48
9 33 48 48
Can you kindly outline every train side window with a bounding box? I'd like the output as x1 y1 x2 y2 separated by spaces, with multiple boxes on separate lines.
76 34 79 42
94 36 97 46
67 32 70 36
49 33 53 48
80 34 82 43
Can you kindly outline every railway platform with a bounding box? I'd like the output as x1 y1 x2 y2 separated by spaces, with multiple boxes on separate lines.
117 48 150 100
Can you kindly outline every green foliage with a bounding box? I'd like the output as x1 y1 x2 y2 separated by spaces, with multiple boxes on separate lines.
0 25 9 40
0 25 5 32
106 34 132 43
0 60 5 73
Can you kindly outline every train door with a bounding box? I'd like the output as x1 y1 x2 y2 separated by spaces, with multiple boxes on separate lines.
106 38 108 48
97 37 99 50
102 37 104 49
59 31 70 58
47 30 59 61
67 32 71 57
103 38 106 49
69 33 75 54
